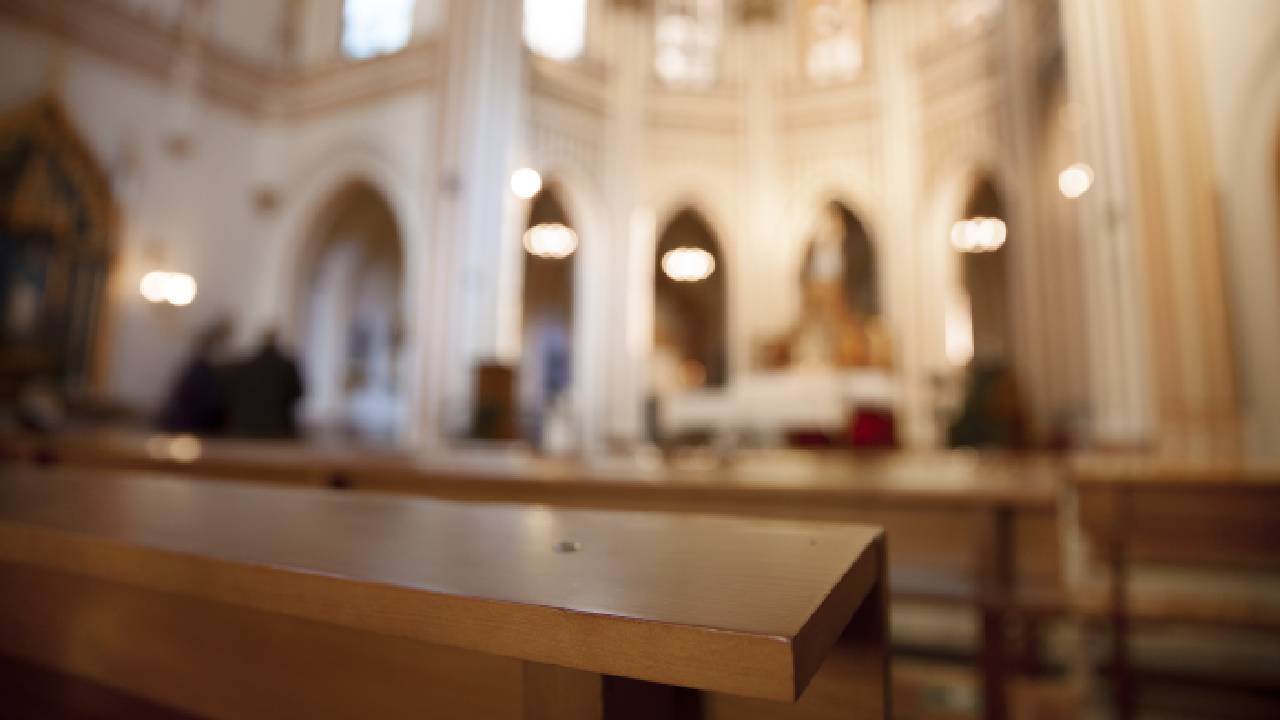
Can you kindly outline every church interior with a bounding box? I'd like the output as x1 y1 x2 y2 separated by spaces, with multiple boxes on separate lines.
1 0 1279 718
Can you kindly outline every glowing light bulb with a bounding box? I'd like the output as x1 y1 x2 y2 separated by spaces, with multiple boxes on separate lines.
523 0 587 61
523 222 578 259
950 217 1007 253
165 273 197 306
1059 162 1094 199
511 168 543 200
661 247 716 282
140 271 172 303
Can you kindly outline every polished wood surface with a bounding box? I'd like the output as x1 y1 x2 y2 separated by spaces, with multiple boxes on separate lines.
1 431 1064 720
1073 458 1280 571
1072 454 1280 486
0 432 1064 604
1 431 1062 508
0 466 884 705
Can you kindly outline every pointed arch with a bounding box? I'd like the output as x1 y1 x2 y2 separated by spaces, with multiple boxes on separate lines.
809 197 879 318
958 172 1012 365
654 205 728 388
292 179 405 439
518 180 578 442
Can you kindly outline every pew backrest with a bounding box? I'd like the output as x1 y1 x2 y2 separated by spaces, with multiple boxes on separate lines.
1074 462 1280 572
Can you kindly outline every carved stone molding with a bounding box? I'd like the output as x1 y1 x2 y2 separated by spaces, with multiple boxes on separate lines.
529 54 609 117
0 0 441 122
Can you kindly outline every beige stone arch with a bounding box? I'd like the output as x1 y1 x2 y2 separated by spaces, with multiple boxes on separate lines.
266 143 417 349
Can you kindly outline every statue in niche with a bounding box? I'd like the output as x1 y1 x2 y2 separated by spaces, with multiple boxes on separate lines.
760 201 892 370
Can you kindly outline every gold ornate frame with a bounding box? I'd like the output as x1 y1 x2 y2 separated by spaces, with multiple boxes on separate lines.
0 96 119 392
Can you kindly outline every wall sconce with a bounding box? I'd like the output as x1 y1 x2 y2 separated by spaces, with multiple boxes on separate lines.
949 217 1007 253
139 271 198 307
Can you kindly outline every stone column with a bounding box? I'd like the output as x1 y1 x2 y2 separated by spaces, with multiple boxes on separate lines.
600 3 651 451
873 1 931 447
1060 0 1238 455
738 14 782 379
417 0 524 447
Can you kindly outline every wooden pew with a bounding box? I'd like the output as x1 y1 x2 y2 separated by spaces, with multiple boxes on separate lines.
0 466 888 719
1072 458 1280 719
393 451 1067 720
1 431 1067 720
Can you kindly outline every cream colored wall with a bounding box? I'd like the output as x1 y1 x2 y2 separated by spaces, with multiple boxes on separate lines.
116 0 184 28
0 13 440 441
0 20 270 410
209 0 287 67
91 1 288 68
299 0 342 65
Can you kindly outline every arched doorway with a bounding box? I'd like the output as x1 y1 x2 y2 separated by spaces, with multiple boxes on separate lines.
959 176 1011 364
654 207 727 391
0 99 115 402
519 182 577 445
946 173 1025 448
295 181 404 441
809 200 879 321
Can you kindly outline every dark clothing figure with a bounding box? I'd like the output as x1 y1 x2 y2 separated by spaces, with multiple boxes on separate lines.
948 362 1027 449
224 340 304 439
157 359 225 433
157 319 232 434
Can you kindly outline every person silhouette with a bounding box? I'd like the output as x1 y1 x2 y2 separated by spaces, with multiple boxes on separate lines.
157 318 233 434
223 330 305 439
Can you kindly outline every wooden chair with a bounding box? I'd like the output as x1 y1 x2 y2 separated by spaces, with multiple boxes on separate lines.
1073 460 1280 719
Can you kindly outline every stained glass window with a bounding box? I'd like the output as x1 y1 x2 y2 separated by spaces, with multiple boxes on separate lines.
800 0 866 85
524 0 588 61
655 0 724 89
342 0 415 60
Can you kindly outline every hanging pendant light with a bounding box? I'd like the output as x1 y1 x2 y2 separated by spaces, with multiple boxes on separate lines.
523 222 578 259
661 246 716 282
